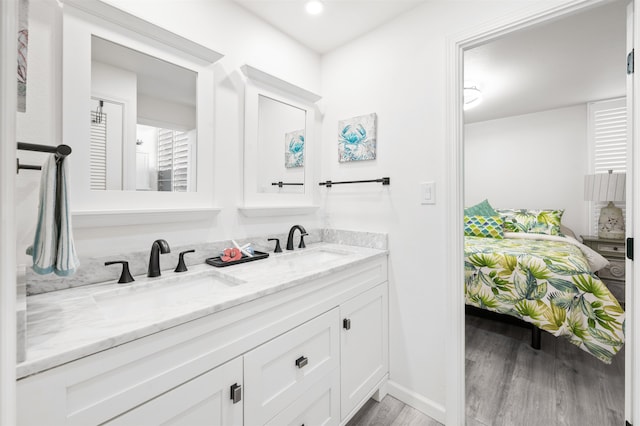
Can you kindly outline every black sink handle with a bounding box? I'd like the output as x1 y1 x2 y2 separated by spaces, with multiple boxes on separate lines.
268 238 282 253
298 233 308 249
105 261 135 284
175 249 196 273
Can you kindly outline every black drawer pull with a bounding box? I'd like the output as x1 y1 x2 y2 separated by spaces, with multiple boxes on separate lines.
295 356 308 368
230 383 242 404
343 318 351 330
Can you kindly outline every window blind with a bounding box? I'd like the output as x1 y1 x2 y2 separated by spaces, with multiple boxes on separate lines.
587 98 627 235
90 111 107 191
157 128 190 192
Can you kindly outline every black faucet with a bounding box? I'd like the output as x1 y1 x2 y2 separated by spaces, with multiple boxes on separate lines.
148 239 171 277
286 225 308 250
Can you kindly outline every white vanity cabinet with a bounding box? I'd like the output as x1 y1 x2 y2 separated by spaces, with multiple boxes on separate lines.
17 256 388 426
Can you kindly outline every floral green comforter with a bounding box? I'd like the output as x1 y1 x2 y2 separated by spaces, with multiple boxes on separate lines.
465 236 625 363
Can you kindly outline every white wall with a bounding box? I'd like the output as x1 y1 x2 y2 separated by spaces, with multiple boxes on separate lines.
465 104 589 235
16 0 62 264
16 0 322 264
137 94 196 131
319 0 568 421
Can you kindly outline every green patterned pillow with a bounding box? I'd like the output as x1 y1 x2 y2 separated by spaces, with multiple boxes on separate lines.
464 199 498 217
464 215 504 239
497 208 564 236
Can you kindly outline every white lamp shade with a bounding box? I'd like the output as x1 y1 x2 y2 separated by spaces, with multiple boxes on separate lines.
584 173 626 202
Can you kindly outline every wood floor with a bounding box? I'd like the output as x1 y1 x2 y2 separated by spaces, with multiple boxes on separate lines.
346 395 440 426
348 315 624 426
465 314 624 426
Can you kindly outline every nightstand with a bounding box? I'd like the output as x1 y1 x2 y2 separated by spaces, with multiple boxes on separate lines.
581 235 625 304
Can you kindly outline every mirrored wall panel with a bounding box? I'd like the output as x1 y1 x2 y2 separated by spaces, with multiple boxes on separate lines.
256 95 306 194
90 36 197 192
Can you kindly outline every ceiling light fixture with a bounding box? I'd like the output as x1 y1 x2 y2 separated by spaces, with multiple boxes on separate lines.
463 84 482 110
305 0 324 15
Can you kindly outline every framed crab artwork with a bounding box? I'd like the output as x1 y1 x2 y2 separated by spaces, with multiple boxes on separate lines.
338 113 377 162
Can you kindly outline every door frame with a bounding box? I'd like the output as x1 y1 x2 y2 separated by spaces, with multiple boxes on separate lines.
0 0 18 424
444 1 638 425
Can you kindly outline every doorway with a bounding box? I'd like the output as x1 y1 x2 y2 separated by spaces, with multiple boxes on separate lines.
445 1 638 425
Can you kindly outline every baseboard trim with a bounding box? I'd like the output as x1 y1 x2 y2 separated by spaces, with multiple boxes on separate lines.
386 380 446 424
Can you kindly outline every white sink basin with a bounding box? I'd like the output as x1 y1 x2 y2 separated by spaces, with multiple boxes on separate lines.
262 247 352 274
275 247 349 264
94 271 245 320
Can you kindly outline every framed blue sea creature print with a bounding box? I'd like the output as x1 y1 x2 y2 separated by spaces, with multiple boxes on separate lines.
285 129 305 168
338 113 377 162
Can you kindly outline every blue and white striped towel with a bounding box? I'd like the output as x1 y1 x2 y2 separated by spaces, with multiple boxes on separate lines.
26 156 79 276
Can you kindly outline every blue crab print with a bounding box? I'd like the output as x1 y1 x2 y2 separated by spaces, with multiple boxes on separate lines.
286 134 304 168
339 123 374 161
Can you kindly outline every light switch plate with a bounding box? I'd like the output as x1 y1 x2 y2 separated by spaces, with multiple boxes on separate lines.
420 181 435 205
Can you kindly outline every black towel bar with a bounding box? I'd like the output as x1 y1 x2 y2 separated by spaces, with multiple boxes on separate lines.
16 142 72 174
16 159 42 172
318 177 390 188
271 181 304 188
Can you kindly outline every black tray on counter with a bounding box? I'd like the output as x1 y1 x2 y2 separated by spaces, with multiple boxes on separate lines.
205 250 270 267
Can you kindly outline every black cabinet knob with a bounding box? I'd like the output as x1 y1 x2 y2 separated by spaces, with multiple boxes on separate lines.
343 318 351 330
295 356 308 369
105 261 135 284
230 383 242 404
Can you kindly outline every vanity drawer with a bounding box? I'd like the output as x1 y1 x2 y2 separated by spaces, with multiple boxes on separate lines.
264 371 339 426
243 308 339 426
104 357 243 426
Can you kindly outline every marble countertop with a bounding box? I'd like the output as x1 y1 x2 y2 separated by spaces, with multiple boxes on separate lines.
18 243 387 379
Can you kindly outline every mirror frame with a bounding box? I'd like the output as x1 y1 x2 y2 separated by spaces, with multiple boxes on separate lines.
240 65 321 215
62 1 223 226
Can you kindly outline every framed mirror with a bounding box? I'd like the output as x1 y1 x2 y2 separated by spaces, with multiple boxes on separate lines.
62 0 223 225
240 65 321 216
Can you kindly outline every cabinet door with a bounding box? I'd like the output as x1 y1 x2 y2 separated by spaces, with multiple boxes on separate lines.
105 357 243 426
340 283 388 420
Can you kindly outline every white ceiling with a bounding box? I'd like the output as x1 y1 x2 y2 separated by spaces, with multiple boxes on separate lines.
232 1 627 123
464 1 627 123
231 0 427 54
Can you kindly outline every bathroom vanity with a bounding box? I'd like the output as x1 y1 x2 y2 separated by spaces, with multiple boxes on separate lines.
17 243 388 425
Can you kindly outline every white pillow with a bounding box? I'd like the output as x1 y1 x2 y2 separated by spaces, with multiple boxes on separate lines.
579 244 610 272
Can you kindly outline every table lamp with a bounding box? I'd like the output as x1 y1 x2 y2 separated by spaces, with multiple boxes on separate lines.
584 170 626 239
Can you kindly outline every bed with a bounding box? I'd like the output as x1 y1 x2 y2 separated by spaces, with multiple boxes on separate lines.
464 207 625 364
